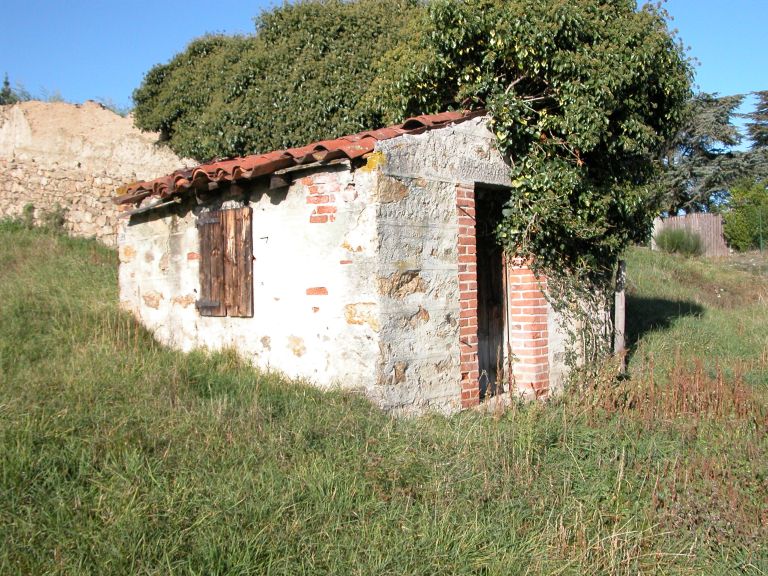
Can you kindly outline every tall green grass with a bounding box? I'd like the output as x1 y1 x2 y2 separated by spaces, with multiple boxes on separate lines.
1 222 766 575
653 228 704 257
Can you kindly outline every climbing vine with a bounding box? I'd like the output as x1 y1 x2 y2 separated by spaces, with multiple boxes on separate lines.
395 0 692 364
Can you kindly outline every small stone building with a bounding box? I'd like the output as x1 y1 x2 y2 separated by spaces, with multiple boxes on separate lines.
115 111 571 414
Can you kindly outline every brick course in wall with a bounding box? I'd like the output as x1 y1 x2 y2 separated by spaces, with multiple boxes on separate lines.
303 173 339 224
507 263 550 398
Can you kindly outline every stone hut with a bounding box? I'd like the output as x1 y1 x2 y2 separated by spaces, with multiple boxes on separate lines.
115 111 572 414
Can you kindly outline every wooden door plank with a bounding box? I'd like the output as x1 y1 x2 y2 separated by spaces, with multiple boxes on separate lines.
204 211 226 317
223 208 236 313
239 207 253 317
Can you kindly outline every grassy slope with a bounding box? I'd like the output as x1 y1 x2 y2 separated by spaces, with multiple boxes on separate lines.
1 222 766 575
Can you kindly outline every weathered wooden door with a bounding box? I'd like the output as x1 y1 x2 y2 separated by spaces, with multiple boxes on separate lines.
475 187 508 399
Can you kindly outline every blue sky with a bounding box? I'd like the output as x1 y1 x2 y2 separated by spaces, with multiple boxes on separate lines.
1 0 765 116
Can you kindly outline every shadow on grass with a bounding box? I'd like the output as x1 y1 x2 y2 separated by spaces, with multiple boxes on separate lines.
626 295 705 350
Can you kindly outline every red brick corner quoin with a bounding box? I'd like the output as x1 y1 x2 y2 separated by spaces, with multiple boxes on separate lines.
456 183 480 407
455 183 550 408
507 263 550 398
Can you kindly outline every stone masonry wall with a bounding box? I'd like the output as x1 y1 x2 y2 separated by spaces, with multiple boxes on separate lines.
377 118 575 406
0 101 190 246
0 157 121 244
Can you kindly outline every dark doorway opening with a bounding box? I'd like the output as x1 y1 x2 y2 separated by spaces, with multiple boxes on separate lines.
475 185 511 400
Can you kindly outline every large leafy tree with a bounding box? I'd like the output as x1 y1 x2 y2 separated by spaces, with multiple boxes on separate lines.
133 0 425 161
388 0 691 278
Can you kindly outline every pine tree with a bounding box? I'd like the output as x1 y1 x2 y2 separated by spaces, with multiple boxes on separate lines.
746 90 768 149
0 73 19 105
658 93 744 213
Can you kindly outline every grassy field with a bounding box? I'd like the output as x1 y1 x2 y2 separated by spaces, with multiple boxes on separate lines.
1 221 766 575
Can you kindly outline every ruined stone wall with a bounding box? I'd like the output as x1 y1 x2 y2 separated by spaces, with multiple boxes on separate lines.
0 157 121 244
0 101 190 246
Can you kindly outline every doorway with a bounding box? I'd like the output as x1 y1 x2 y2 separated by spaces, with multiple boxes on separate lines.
474 185 511 399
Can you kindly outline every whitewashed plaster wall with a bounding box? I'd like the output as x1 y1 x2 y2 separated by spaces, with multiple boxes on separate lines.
119 163 383 395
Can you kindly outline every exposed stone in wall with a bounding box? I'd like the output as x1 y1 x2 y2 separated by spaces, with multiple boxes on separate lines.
376 117 512 187
378 270 427 298
0 101 191 246
373 173 463 414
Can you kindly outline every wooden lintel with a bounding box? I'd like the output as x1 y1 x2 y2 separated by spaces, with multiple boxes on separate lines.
270 174 291 189
272 158 351 176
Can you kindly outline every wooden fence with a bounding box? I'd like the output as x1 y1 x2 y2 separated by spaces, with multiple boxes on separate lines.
651 213 730 257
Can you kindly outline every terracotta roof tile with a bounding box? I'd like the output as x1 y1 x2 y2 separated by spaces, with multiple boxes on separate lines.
115 109 485 205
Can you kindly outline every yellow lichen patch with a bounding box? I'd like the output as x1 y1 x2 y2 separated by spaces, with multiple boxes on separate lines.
344 302 379 331
119 245 136 262
395 259 418 272
360 151 385 172
288 335 306 357
377 175 409 203
341 240 364 253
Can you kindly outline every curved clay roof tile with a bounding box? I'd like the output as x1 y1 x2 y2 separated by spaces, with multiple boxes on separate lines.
114 109 485 205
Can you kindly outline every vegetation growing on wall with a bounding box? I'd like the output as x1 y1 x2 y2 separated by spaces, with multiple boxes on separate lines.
134 0 691 362
0 73 28 105
407 1 689 278
393 0 691 363
135 0 689 265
